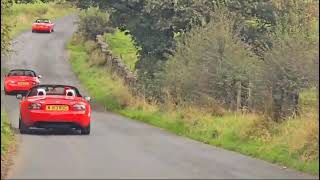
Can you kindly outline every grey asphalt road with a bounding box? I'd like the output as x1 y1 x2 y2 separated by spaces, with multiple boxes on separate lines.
1 15 317 179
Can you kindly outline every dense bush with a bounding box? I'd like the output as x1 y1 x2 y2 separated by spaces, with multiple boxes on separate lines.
163 9 263 111
262 30 318 119
1 0 13 55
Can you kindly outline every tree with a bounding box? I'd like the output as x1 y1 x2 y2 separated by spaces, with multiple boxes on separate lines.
263 26 319 120
261 0 319 120
71 0 217 79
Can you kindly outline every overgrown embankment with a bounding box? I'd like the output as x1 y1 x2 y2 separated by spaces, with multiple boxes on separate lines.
67 33 319 175
1 110 15 179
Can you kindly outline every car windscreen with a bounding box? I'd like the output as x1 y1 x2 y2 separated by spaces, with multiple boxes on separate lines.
35 19 50 23
8 70 36 77
27 86 81 97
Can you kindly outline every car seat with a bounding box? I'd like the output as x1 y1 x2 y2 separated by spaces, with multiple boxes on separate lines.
37 89 46 96
65 89 75 97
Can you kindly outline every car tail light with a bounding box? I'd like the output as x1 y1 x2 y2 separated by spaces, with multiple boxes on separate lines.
9 80 16 84
72 104 86 111
28 103 42 110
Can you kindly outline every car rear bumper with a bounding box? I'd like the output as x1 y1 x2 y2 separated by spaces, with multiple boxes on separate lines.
32 27 51 32
5 84 33 94
22 110 90 128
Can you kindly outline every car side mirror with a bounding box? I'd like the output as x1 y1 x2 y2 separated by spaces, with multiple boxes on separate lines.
84 96 91 102
16 94 23 100
38 75 42 79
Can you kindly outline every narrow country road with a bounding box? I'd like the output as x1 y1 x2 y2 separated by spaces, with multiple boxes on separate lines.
1 15 317 179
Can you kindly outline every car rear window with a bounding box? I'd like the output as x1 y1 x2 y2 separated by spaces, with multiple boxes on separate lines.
35 19 50 23
8 70 36 77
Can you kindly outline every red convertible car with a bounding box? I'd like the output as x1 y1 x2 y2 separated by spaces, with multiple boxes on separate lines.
16 85 91 135
32 18 54 33
4 69 41 95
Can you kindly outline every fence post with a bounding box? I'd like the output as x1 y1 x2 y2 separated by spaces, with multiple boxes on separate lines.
236 81 241 111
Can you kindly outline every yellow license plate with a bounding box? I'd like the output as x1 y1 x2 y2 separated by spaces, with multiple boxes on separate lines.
18 82 29 86
46 105 69 111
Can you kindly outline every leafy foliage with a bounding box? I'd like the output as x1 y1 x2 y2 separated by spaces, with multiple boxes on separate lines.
1 0 13 55
71 0 218 75
163 8 262 110
104 29 138 71
77 7 114 40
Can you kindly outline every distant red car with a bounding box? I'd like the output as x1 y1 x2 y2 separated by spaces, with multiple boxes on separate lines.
32 18 54 33
4 69 41 95
16 84 92 135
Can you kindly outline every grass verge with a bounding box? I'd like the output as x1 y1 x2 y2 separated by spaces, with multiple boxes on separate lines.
1 109 16 180
1 109 14 156
4 1 76 38
67 34 319 175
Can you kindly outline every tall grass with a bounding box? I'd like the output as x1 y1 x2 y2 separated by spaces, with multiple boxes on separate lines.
67 34 319 175
4 1 75 37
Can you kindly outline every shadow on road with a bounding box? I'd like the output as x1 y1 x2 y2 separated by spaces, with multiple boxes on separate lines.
12 127 82 136
32 31 52 34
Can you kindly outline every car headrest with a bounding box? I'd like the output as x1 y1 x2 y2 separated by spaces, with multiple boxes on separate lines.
37 88 46 96
66 89 75 97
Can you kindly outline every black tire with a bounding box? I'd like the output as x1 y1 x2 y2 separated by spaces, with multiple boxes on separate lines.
19 116 29 134
52 29 54 32
81 124 90 135
32 30 35 33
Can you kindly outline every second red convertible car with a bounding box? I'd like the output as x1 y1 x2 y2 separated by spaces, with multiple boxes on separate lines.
32 18 55 33
4 69 41 95
17 85 91 135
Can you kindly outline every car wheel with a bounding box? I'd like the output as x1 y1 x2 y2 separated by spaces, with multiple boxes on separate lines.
81 124 90 135
32 30 35 33
19 116 29 134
